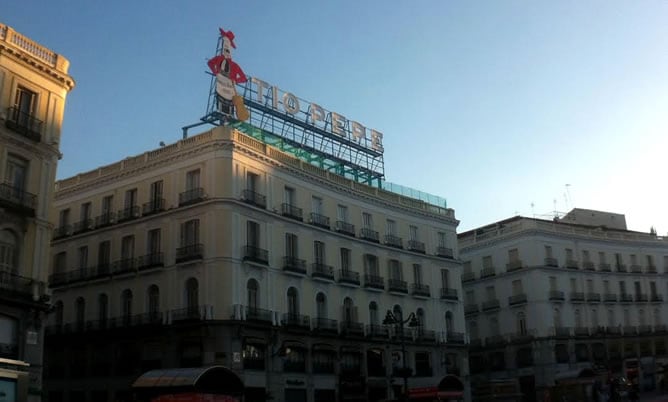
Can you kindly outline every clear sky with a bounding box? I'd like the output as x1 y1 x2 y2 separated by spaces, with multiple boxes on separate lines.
5 1 668 233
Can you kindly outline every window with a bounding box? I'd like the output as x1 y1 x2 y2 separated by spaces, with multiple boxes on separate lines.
508 248 519 262
98 241 111 269
148 285 160 317
186 278 198 310
469 320 479 340
570 278 578 292
150 179 163 200
98 294 108 323
482 256 493 269
587 279 594 293
566 248 574 261
624 309 631 326
186 169 200 190
413 264 423 284
181 219 200 246
647 255 655 268
121 235 135 260
247 279 259 310
553 308 561 328
124 188 138 209
437 232 447 248
630 254 637 265
574 309 582 327
362 212 373 229
607 309 615 327
386 219 396 236
14 86 37 117
340 248 351 272
409 225 418 241
517 312 527 335
314 241 325 263
549 276 557 291
486 286 496 301
121 289 133 319
284 186 295 205
364 254 379 276
285 233 298 258
54 301 64 326
619 281 626 294
343 297 356 323
463 261 472 273
445 311 454 332
58 209 70 227
388 259 402 280
544 246 553 258
414 352 431 376
5 155 28 191
311 196 323 215
287 287 299 316
54 252 67 274
246 172 258 192
465 290 476 304
80 202 91 222
489 316 500 335
247 221 259 247
75 297 85 328
598 252 606 263
78 246 88 269
147 229 161 255
102 195 113 214
0 230 18 273
316 293 327 319
440 269 449 288
337 205 349 222
591 309 599 327
603 280 610 293
369 302 378 325
634 281 642 296
615 253 623 267
512 279 523 295
650 281 658 297
582 250 590 262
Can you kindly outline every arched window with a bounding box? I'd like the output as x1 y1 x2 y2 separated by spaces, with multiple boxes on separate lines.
247 279 258 310
54 301 64 326
316 293 327 319
343 297 355 323
445 311 454 332
0 229 18 273
75 297 85 330
516 312 526 335
148 285 160 319
98 294 108 323
122 289 133 322
369 301 378 325
287 287 299 316
186 278 198 311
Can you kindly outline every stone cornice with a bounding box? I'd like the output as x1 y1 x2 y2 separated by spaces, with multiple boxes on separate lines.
0 43 75 91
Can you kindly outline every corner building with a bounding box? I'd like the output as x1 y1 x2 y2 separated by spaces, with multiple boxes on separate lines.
459 209 668 401
45 126 467 402
0 23 74 401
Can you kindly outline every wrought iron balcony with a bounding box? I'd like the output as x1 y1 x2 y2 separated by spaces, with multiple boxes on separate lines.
388 279 408 293
6 106 42 141
599 263 611 272
281 313 311 329
89 263 111 280
245 306 273 323
583 261 595 270
630 264 642 273
620 293 633 303
137 252 164 270
651 294 664 302
485 335 506 347
340 320 364 336
482 299 500 311
241 189 266 209
407 240 425 254
655 324 667 333
446 331 465 344
176 243 203 263
549 290 565 301
506 260 523 272
638 325 653 334
117 206 140 222
606 326 621 335
142 198 166 216
366 324 389 339
281 203 303 221
338 269 360 286
554 327 571 338
586 292 601 303
480 266 496 278
363 274 384 290
172 305 209 321
0 271 40 299
312 317 338 333
616 264 627 273
544 257 558 267
282 256 307 275
359 227 379 242
335 221 355 237
464 303 479 315
243 245 268 265
179 187 205 206
0 182 37 216
95 212 116 227
309 213 330 229
384 234 403 249
566 260 579 269
112 257 137 275
569 292 585 302
311 263 334 281
647 265 657 274
72 219 94 234
508 293 528 305
436 246 454 258
439 287 457 300
410 283 431 298
604 293 618 302
462 271 475 283
635 293 648 302
574 327 589 337
53 225 72 239
623 325 637 336
416 328 436 342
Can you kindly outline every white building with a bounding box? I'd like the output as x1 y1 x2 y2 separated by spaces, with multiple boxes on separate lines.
459 209 668 400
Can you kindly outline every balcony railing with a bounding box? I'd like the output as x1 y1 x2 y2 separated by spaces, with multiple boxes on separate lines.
635 293 648 303
566 260 579 269
604 293 618 303
53 225 72 239
554 327 571 338
366 324 389 339
72 219 94 234
281 313 311 329
651 294 664 302
0 271 38 298
630 265 642 273
569 292 585 302
411 283 431 298
335 221 355 236
616 264 627 273
95 212 115 227
245 306 273 323
436 246 454 258
416 328 436 342
281 203 303 221
506 260 523 272
620 294 633 303
0 182 37 216
574 327 590 337
599 263 611 272
440 287 457 300
388 279 408 293
647 265 657 274
407 240 425 254
359 228 379 243
623 325 637 336
583 261 595 271
485 335 506 347
508 293 528 305
312 317 338 333
241 189 266 209
338 269 360 286
638 325 653 334
6 106 42 141
112 257 137 275
340 321 364 336
481 267 496 278
179 187 205 206
282 256 307 275
309 213 330 229
544 257 558 267
384 234 403 249
462 271 475 282
464 304 479 315
243 245 268 265
311 263 334 281
312 360 335 374
606 326 621 335
142 198 166 216
446 331 465 344
117 206 140 222
172 305 209 321
549 290 565 301
175 243 204 263
586 292 601 303
363 274 384 290
137 252 164 270
482 299 501 311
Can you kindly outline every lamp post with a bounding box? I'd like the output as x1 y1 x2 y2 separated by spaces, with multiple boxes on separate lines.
383 309 420 402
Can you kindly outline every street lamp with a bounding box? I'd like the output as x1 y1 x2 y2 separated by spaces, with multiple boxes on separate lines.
383 309 420 402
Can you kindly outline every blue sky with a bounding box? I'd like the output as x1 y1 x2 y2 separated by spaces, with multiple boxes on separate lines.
5 1 668 233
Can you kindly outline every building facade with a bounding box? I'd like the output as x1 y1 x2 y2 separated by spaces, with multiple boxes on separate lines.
459 210 668 401
0 23 74 401
45 126 467 402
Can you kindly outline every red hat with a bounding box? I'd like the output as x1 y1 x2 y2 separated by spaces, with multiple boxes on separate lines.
219 28 236 49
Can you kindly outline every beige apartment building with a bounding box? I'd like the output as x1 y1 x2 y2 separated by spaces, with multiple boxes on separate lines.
459 209 668 401
45 126 467 402
0 23 74 401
